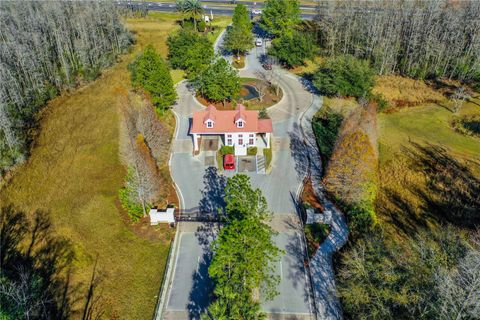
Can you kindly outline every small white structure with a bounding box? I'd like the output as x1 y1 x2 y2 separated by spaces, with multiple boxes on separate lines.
149 207 175 225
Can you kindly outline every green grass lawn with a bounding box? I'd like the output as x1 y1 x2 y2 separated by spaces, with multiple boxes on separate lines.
0 12 230 319
378 100 480 164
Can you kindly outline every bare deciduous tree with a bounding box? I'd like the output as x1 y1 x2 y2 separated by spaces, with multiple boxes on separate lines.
451 87 470 114
314 0 480 82
0 1 132 174
119 92 164 217
434 231 480 319
254 70 273 103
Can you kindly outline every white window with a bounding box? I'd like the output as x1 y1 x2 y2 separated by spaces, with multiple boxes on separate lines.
227 138 232 145
206 121 213 128
227 134 232 138
249 134 254 137
249 138 254 145
237 120 244 128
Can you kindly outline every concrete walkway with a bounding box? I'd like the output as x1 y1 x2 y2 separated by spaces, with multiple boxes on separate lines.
300 95 349 320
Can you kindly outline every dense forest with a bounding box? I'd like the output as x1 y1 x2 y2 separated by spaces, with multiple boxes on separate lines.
314 0 480 82
0 1 132 174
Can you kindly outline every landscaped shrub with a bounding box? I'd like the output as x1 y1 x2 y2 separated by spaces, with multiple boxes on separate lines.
312 107 343 168
451 115 480 137
197 20 207 32
313 55 375 98
220 145 234 155
305 222 330 257
259 107 269 119
263 147 272 169
247 147 258 156
182 19 195 30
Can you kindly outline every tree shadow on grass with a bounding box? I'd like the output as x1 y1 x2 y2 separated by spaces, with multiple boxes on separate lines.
1 206 76 319
378 142 480 233
1 206 109 320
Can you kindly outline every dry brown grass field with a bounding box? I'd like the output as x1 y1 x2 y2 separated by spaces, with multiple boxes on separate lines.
314 74 479 240
373 75 445 108
376 91 480 239
0 13 229 319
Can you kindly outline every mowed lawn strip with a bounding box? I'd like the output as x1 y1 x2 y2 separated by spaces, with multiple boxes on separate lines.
378 100 480 164
0 13 204 319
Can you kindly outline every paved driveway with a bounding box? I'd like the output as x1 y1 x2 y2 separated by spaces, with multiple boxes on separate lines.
163 29 322 320
162 220 314 320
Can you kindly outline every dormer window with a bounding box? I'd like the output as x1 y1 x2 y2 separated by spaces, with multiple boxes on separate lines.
206 120 213 128
237 120 244 128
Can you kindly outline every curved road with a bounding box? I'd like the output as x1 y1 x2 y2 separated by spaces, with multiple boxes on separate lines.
162 29 348 320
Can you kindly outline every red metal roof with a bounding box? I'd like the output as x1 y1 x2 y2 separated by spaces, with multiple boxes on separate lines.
190 104 273 134
258 119 273 133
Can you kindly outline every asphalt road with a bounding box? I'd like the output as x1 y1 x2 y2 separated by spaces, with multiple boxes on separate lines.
116 1 317 19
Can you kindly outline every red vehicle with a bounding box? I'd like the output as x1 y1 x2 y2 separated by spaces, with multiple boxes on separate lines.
223 154 235 170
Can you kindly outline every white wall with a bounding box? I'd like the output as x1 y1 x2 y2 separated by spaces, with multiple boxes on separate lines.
224 132 256 147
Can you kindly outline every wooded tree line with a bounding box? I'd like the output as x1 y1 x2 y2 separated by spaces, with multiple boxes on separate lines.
314 0 480 82
0 1 132 174
338 226 480 319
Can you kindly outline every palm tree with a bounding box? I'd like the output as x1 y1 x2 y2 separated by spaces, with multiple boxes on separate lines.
176 0 204 31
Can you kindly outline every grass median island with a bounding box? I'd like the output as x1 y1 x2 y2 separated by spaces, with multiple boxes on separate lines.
232 54 246 69
0 13 201 319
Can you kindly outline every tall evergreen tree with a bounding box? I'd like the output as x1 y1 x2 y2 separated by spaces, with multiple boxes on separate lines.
130 45 177 111
260 0 300 37
223 4 254 56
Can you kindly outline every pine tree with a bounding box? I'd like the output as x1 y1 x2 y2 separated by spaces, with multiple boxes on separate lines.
130 45 177 111
223 4 254 57
260 0 300 37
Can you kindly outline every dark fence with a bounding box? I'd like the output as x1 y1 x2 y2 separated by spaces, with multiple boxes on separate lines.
175 210 223 223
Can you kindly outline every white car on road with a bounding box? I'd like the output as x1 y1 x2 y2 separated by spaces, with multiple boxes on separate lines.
255 38 263 47
252 9 262 15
